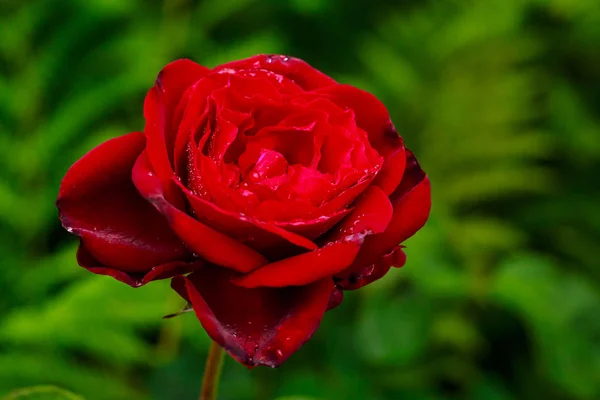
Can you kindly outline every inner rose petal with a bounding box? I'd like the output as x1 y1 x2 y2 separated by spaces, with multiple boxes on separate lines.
178 69 383 223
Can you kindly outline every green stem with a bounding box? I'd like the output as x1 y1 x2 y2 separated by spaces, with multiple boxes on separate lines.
199 341 225 400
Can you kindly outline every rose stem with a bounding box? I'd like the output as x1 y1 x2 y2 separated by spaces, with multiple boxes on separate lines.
199 341 225 400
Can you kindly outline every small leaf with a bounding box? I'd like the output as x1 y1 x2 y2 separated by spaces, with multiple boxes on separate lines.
163 303 194 319
2 386 83 400
274 397 320 400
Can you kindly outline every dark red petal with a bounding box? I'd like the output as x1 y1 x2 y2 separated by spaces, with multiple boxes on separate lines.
317 173 376 217
327 286 344 311
315 84 402 154
230 183 396 289
336 246 406 290
236 186 393 290
156 59 210 115
77 244 200 287
276 208 351 241
143 60 210 204
233 241 360 288
57 131 190 273
171 266 333 367
347 151 431 274
325 186 393 243
373 145 407 196
132 151 268 273
175 179 318 256
213 54 336 91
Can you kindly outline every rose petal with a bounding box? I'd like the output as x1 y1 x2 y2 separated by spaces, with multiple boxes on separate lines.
342 151 431 277
144 59 210 204
316 173 377 217
275 208 351 241
57 131 190 274
213 54 336 91
132 151 268 273
325 186 393 243
77 244 200 287
326 286 344 311
372 144 407 196
230 182 396 288
315 84 402 155
171 266 333 367
156 59 211 114
177 179 318 256
336 246 407 290
233 241 360 288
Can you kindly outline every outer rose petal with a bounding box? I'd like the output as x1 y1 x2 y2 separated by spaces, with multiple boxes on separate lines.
336 246 406 290
233 241 361 288
77 244 200 288
325 186 393 243
372 145 407 196
156 60 211 116
132 151 268 273
315 84 398 152
57 131 190 276
213 54 336 91
233 186 393 289
315 84 411 195
276 208 351 241
327 286 344 311
337 151 431 289
356 151 430 264
171 266 333 367
143 59 210 205
176 179 318 256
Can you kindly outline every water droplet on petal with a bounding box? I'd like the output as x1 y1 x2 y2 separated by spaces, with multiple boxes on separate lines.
275 349 283 358
66 227 74 233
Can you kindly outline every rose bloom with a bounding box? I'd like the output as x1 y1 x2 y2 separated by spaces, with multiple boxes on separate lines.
57 55 430 367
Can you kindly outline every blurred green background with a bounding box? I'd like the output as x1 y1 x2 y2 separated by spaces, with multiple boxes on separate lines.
1 0 599 399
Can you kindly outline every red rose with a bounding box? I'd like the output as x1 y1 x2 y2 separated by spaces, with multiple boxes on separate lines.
57 55 431 367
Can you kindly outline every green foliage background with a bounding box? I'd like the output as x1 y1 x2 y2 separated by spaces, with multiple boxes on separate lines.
0 0 599 399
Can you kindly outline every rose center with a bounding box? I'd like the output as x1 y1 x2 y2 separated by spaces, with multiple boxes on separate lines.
182 70 382 221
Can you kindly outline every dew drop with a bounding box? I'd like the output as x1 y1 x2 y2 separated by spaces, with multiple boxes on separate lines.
66 227 74 233
275 349 283 358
